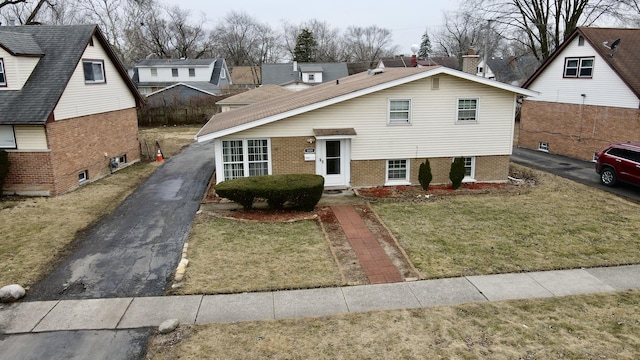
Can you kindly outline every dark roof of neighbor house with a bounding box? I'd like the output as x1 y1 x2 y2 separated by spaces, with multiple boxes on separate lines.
261 62 349 85
524 27 640 98
378 55 460 69
486 56 540 86
0 25 143 125
135 58 217 67
216 85 293 105
196 66 537 142
0 31 43 56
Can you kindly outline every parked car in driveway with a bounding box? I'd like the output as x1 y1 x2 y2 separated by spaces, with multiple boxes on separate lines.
595 142 640 187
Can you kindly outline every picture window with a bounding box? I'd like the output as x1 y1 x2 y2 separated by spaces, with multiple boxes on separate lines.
222 139 269 180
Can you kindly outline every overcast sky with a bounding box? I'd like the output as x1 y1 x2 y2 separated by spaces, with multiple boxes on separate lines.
162 0 460 55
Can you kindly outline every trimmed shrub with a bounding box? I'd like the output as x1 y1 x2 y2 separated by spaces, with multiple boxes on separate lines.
449 157 466 190
0 150 9 194
214 174 325 211
418 159 432 190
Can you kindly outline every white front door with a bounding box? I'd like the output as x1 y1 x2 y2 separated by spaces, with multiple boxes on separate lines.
316 139 350 187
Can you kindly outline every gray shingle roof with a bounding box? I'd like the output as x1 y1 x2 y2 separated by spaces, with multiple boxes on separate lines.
135 58 217 67
0 31 43 56
0 25 142 125
261 62 349 85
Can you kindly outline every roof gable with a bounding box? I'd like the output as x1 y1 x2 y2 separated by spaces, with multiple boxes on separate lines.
0 25 143 125
196 66 536 142
524 27 640 98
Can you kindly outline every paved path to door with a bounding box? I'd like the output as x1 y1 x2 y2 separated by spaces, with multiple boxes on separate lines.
331 205 402 284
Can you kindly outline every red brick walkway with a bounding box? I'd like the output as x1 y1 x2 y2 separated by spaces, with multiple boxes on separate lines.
330 205 403 284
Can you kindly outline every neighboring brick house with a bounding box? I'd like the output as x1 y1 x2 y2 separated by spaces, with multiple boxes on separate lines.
519 27 640 161
195 66 535 188
0 24 143 196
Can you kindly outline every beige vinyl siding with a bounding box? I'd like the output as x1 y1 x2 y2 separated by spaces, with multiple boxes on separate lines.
15 125 48 150
0 48 40 90
53 36 136 121
528 36 638 108
231 75 517 160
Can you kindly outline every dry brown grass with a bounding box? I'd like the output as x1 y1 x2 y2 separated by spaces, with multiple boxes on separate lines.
0 127 199 288
138 126 200 160
373 168 640 278
146 291 640 359
170 214 342 294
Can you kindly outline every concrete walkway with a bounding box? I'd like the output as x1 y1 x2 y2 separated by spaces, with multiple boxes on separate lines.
3 264 640 335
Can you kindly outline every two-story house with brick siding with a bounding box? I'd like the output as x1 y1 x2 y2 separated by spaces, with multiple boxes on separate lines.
195 66 536 188
519 27 640 161
0 24 143 196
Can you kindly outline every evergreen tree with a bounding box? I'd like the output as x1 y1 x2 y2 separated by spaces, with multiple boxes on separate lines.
418 29 432 58
449 157 466 190
418 159 433 191
293 28 318 62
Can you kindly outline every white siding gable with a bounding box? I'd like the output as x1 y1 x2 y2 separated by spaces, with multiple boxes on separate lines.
528 36 638 108
0 48 40 91
53 36 136 120
229 74 517 160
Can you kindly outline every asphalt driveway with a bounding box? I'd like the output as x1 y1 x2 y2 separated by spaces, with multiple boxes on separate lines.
511 147 640 203
28 140 216 301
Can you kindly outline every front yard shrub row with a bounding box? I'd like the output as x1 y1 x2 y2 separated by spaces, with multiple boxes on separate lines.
214 174 325 211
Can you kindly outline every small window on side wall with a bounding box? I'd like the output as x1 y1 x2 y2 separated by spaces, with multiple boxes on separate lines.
457 98 478 122
151 68 158 77
189 68 195 77
82 60 105 84
172 68 178 77
388 99 411 125
78 170 88 183
0 58 6 87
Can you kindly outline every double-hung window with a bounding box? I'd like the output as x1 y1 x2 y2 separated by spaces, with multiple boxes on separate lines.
457 98 478 122
388 99 411 125
564 57 594 78
0 125 16 149
463 157 475 180
0 58 6 87
222 139 269 180
171 68 179 77
82 60 105 84
386 159 409 184
188 68 195 77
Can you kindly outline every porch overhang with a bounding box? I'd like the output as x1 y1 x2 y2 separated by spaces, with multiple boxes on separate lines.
313 128 357 140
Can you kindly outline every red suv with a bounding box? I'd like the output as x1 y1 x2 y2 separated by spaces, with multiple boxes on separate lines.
595 142 640 187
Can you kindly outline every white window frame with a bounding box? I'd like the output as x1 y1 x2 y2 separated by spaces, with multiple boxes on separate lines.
150 68 158 77
457 98 479 123
82 59 105 84
171 68 178 77
0 125 16 149
220 68 226 79
78 170 88 183
0 58 6 87
463 156 476 182
385 159 410 185
221 138 271 181
388 99 412 125
538 142 549 152
564 57 594 78
188 68 195 77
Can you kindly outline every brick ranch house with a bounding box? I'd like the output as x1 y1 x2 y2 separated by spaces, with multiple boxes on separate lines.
519 27 640 161
0 25 143 196
195 67 536 188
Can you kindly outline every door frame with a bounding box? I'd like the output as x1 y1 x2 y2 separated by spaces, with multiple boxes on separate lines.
315 138 351 187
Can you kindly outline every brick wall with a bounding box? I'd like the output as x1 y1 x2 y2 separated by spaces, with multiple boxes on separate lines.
271 137 315 175
520 100 640 161
4 108 140 196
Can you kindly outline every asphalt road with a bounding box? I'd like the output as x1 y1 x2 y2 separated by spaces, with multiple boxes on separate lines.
511 147 640 203
2 141 215 360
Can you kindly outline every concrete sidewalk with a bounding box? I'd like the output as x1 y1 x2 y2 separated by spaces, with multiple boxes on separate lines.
3 264 640 334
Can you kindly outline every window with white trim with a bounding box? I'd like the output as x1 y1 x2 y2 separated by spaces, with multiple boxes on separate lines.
386 159 409 184
457 98 478 122
388 99 411 125
82 60 105 84
78 170 88 183
0 58 6 87
151 68 158 77
538 142 549 152
564 57 594 78
221 68 226 79
171 68 178 77
463 157 475 180
189 68 195 77
222 139 269 180
0 125 16 148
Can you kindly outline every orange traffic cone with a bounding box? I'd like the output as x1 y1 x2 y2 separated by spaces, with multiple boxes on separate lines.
156 148 164 162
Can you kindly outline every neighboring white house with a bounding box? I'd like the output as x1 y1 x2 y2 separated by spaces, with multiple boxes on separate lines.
261 62 349 91
133 58 231 96
520 27 640 161
196 66 536 188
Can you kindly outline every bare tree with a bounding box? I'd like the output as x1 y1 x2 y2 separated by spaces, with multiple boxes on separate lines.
165 6 210 59
0 0 54 25
282 19 344 62
467 0 639 61
343 25 398 68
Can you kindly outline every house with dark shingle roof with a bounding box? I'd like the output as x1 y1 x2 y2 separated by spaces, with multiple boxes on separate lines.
0 24 143 196
519 27 640 161
133 58 231 96
261 62 349 90
196 66 536 188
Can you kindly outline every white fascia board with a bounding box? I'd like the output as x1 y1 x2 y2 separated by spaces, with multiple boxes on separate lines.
196 67 538 143
147 82 217 97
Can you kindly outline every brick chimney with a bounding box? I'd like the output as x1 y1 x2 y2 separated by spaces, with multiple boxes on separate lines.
461 48 480 75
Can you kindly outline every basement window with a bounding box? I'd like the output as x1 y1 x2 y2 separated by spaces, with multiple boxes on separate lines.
78 170 88 183
119 154 127 164
538 142 549 152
